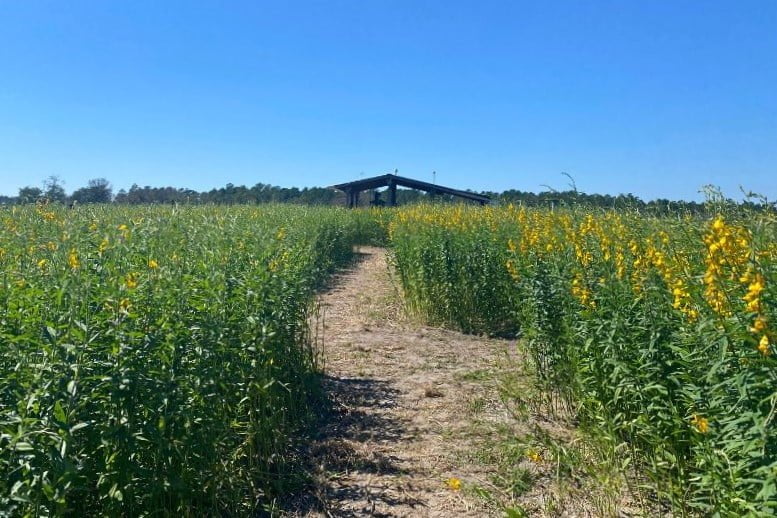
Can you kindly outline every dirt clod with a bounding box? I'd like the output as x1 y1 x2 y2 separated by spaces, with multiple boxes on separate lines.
423 387 445 398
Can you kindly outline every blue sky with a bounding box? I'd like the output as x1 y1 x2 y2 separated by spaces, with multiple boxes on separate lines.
0 1 775 201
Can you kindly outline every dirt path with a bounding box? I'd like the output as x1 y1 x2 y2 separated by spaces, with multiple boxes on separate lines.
286 247 518 517
279 247 641 518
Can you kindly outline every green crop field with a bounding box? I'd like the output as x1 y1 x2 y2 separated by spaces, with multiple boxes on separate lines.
2 201 775 516
0 204 377 516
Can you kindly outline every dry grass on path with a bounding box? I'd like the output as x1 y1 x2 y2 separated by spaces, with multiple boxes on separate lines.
283 247 632 517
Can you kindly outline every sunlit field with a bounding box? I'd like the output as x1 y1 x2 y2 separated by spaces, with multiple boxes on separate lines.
390 202 776 514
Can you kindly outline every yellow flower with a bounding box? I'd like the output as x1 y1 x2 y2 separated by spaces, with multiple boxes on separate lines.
68 250 80 269
148 259 159 269
758 335 770 356
506 259 519 281
124 273 138 289
691 414 709 434
118 224 129 231
751 315 767 333
37 258 48 268
445 477 462 491
743 278 764 302
526 449 542 463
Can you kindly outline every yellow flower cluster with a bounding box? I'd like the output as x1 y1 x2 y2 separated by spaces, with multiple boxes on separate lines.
505 239 520 280
68 249 80 270
703 217 750 316
742 272 765 313
642 239 700 321
742 269 771 356
691 414 710 434
35 203 60 223
268 250 291 272
396 206 774 360
571 272 595 308
758 335 770 356
124 273 138 289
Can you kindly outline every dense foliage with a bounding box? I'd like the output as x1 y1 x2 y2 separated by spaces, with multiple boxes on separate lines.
0 204 366 516
390 203 777 514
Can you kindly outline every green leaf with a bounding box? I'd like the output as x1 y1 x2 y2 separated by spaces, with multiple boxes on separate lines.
70 422 89 433
53 400 66 423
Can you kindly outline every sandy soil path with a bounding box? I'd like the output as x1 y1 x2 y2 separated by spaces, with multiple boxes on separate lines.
286 247 516 517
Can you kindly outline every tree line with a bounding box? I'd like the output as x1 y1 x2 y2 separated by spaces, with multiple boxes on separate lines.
4 177 114 205
0 175 767 214
1 177 430 206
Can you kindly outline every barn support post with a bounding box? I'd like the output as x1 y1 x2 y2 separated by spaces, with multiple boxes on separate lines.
346 188 358 208
388 179 397 206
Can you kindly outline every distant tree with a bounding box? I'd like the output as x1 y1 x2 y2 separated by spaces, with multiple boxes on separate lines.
18 186 43 204
71 178 113 203
43 175 67 203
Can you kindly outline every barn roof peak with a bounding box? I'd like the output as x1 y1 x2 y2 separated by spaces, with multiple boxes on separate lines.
332 173 490 207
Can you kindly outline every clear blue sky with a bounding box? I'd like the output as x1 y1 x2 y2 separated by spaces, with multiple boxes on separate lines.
1 1 775 201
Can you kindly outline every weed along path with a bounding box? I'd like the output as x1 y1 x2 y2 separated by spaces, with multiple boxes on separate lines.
286 246 517 517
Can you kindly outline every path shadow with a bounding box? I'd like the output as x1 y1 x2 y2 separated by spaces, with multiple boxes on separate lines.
280 374 421 517
319 375 404 447
316 247 377 293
